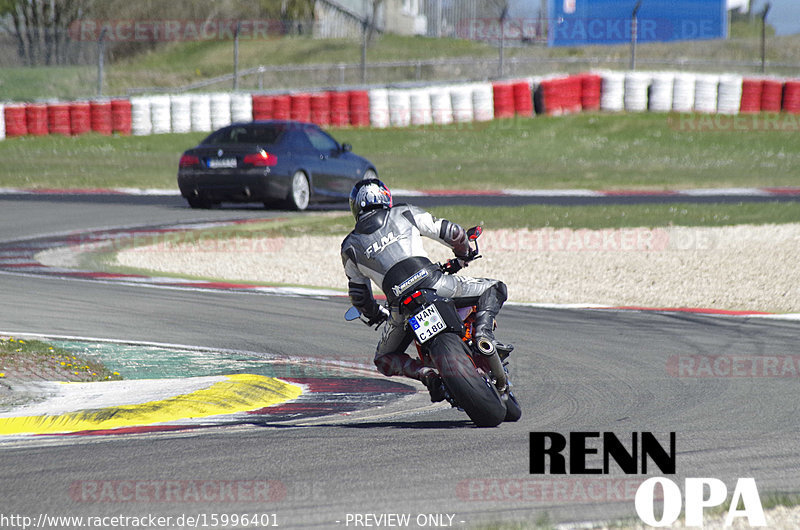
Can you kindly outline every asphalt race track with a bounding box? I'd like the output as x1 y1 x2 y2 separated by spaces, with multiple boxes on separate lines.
1 194 799 528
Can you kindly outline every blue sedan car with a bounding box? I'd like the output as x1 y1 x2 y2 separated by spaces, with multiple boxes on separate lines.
177 120 378 210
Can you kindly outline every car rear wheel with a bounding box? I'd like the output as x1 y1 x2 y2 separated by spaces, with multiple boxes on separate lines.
287 171 310 211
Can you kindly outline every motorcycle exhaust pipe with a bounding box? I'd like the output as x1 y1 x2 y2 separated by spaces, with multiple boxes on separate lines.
475 340 508 392
476 337 496 355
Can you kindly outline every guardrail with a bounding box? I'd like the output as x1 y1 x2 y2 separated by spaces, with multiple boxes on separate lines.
127 56 800 95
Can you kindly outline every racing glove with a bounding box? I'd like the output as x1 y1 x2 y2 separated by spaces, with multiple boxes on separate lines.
348 281 386 325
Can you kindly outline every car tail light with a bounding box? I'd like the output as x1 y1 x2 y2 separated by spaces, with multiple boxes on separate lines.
179 154 200 168
243 150 278 167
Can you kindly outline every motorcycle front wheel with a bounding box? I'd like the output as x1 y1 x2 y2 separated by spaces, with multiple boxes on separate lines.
428 333 506 428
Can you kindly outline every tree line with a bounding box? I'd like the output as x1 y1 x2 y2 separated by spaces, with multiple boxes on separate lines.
0 0 315 66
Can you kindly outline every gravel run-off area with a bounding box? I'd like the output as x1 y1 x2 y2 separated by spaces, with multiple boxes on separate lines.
112 224 800 314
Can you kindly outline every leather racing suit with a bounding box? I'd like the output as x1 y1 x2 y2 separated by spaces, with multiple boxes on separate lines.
341 204 508 382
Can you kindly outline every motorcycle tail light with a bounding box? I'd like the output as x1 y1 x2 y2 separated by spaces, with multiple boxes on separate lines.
403 291 422 306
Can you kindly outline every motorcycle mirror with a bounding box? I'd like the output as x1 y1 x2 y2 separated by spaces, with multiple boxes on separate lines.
344 306 362 321
467 226 482 241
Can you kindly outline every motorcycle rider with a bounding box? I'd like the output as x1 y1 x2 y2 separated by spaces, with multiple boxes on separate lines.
341 178 512 402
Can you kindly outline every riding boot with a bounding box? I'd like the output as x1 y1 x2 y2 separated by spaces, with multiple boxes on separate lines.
375 353 445 402
472 282 514 359
473 310 514 359
418 368 447 403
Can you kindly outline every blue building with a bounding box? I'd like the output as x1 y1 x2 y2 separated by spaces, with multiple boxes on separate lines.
548 0 728 46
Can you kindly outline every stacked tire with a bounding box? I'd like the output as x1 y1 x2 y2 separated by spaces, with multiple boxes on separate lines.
672 73 696 112
149 95 172 134
69 102 92 135
190 94 212 132
170 95 192 133
600 71 625 112
48 102 72 135
90 99 113 135
471 83 494 122
760 79 783 113
409 88 432 126
230 93 253 123
26 104 49 136
648 73 674 112
369 88 390 128
348 90 370 127
252 94 274 120
131 96 152 136
210 93 232 130
783 80 800 114
740 79 764 113
717 75 743 115
492 82 515 119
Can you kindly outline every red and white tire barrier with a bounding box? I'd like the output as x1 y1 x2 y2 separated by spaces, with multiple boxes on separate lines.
3 71 800 140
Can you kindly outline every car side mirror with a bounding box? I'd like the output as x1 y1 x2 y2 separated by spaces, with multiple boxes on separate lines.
341 143 352 152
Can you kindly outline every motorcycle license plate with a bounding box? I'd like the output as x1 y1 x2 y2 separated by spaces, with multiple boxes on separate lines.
409 304 446 343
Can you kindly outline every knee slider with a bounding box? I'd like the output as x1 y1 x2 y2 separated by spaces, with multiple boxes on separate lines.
374 353 398 377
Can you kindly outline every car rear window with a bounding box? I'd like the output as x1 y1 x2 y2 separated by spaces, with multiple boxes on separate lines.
203 125 284 146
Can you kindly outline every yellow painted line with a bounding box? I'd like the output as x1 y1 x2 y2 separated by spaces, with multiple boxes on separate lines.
0 374 302 435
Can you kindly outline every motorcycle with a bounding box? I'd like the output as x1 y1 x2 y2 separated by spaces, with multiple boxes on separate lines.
346 226 521 427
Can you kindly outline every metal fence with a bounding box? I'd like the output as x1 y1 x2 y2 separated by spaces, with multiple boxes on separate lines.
127 55 800 95
3 21 799 98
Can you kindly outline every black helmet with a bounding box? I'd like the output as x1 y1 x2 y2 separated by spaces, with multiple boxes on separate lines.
349 178 392 220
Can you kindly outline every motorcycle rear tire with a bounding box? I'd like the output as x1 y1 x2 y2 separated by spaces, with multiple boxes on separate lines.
502 391 522 422
428 333 506 428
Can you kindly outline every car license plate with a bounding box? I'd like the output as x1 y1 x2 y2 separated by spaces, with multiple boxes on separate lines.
207 158 237 169
409 304 446 343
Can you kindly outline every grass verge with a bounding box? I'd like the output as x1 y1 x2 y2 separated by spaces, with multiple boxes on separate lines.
1 113 799 191
427 202 800 230
0 336 122 383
